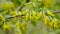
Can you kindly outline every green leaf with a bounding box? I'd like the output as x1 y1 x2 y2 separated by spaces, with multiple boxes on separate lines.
0 8 3 13
31 20 36 26
14 0 21 6
55 14 60 20
26 0 30 3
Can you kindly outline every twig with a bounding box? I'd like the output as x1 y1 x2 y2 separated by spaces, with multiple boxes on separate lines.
5 11 60 19
5 15 25 19
53 11 60 14
15 4 25 12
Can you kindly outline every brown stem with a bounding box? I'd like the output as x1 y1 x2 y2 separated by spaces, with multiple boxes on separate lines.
53 11 60 14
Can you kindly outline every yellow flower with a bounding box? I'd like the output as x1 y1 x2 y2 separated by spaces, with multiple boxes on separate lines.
42 14 50 25
15 21 20 28
20 23 27 30
2 24 11 31
2 2 9 9
2 2 15 9
43 0 52 7
18 11 22 15
47 10 55 16
54 21 58 28
0 14 5 21
10 11 18 17
32 11 37 15
36 12 42 19
10 3 15 8
42 14 46 19
25 13 29 21
44 18 50 24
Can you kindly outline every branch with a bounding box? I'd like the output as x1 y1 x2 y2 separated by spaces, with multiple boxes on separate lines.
5 4 25 19
5 11 60 19
4 3 60 19
53 11 60 14
5 15 25 19
15 4 25 12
